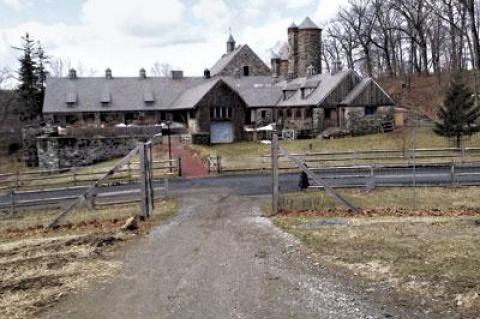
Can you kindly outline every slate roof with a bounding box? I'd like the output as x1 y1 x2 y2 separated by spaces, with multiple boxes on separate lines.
277 70 357 107
341 78 395 106
43 70 393 114
298 17 320 30
44 77 209 113
224 76 283 107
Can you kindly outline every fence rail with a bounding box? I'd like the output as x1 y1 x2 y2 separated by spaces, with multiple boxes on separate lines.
0 158 181 194
206 147 480 174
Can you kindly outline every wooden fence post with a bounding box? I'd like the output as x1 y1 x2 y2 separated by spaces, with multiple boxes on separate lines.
272 129 279 214
177 157 183 177
15 171 19 191
127 162 132 183
139 142 149 218
72 168 77 186
10 191 15 215
148 142 155 211
451 162 456 186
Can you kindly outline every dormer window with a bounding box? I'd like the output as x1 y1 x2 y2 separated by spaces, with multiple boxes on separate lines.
100 87 111 105
144 90 155 104
66 89 77 106
282 90 296 101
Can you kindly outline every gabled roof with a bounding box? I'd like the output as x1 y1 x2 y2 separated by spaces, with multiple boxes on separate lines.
43 70 394 114
171 79 224 110
210 45 245 76
277 70 357 107
224 76 283 107
44 77 208 113
341 78 395 106
210 44 270 76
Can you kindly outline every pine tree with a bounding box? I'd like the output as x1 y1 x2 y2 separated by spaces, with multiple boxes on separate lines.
434 75 480 148
14 33 43 122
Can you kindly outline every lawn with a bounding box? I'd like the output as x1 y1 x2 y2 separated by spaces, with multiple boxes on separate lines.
0 199 177 319
278 186 480 212
274 215 480 316
190 127 480 158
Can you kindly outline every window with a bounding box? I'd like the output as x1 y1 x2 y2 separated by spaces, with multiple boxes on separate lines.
296 109 302 119
210 106 233 120
305 108 312 119
325 109 332 120
287 109 292 118
365 106 377 115
243 66 250 76
261 110 267 119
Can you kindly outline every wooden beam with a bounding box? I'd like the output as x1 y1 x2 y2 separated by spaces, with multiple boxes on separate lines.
47 146 140 229
271 130 279 214
278 144 359 213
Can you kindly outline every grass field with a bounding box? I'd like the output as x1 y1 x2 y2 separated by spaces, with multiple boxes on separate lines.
273 186 480 316
274 215 480 316
0 199 177 319
278 187 480 212
190 127 480 158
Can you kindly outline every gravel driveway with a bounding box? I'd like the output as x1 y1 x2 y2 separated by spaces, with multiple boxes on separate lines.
43 188 436 319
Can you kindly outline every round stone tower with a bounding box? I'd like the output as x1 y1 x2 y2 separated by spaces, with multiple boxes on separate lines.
297 17 322 78
287 22 299 79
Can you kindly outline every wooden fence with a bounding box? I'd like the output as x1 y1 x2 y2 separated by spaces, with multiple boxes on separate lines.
206 147 480 174
0 158 181 194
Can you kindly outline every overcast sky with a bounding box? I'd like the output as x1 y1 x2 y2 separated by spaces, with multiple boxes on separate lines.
0 0 348 78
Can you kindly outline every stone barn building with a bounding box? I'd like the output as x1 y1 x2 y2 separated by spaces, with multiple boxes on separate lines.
43 17 395 144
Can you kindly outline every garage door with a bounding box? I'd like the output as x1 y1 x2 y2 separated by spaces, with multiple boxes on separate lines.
210 121 234 144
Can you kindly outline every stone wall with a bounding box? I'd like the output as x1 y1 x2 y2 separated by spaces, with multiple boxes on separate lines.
218 45 271 76
297 29 322 78
37 136 137 170
22 126 44 167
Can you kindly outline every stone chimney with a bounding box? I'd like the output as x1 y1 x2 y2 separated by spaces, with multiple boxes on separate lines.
105 68 113 79
68 68 77 79
204 69 211 79
171 70 184 80
271 55 282 78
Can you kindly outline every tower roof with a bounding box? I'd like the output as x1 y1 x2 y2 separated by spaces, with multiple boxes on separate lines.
298 17 320 30
288 22 298 29
227 34 235 43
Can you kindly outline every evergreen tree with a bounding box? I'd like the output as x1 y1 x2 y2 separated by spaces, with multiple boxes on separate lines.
34 42 48 113
434 75 480 148
13 33 44 122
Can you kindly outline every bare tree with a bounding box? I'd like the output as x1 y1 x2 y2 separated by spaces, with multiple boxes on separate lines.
48 57 98 77
150 62 172 77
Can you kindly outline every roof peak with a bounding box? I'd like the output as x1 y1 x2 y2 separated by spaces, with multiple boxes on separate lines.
288 22 298 29
298 17 320 30
227 33 235 43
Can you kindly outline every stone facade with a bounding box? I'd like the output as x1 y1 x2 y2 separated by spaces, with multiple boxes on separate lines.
215 45 271 77
22 126 44 167
288 25 299 78
37 136 138 170
297 29 322 78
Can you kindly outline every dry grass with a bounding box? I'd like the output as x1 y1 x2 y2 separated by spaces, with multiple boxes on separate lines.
0 199 177 319
274 215 480 316
278 187 480 212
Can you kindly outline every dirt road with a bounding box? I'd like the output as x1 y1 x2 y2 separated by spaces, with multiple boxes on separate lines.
44 189 431 319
